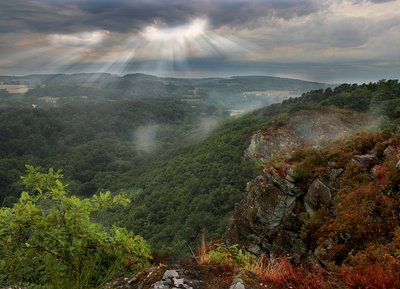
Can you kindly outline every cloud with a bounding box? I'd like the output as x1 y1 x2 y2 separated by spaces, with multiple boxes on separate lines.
228 0 400 63
0 0 399 82
133 124 159 154
48 30 109 47
0 0 323 34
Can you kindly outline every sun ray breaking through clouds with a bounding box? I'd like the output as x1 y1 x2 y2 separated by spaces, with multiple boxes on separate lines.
3 17 253 78
136 18 251 76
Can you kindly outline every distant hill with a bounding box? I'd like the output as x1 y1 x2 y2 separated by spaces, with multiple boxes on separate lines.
0 73 332 111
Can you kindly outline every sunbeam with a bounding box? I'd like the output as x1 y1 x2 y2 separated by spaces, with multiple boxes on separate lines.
3 18 251 77
135 17 250 76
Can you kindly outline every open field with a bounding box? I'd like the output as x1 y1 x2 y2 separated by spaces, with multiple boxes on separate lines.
0 84 29 93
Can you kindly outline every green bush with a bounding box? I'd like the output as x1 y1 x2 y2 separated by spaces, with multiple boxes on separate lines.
0 166 151 289
206 243 255 267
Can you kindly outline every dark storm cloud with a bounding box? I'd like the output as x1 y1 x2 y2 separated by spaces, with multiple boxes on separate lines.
0 1 86 33
0 0 321 33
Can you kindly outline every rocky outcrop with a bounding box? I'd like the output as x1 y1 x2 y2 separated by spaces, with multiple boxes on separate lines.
227 108 377 261
244 129 301 161
226 137 399 262
244 108 370 162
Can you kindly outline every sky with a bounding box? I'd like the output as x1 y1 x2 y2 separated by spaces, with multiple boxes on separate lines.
0 0 399 83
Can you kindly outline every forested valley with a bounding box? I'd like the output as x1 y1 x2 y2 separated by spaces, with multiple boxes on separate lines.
0 76 399 288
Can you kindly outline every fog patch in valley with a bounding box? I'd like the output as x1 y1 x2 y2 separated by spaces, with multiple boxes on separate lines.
133 124 159 154
192 116 220 141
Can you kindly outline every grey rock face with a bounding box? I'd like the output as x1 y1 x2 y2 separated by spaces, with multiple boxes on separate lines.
327 168 343 187
304 179 332 216
383 146 396 158
224 171 307 258
244 129 301 162
396 160 400 172
352 154 378 168
150 268 198 289
162 270 179 279
230 273 246 289
244 132 268 160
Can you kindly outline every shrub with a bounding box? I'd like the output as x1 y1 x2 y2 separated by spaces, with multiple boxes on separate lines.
245 255 337 289
290 147 327 185
0 166 151 289
340 257 400 289
198 242 254 269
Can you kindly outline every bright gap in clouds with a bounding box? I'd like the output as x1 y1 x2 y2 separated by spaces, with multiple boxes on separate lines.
142 18 207 43
135 18 249 75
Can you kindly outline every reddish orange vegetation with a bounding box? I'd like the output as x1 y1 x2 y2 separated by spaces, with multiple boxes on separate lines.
339 257 400 289
373 164 389 185
266 129 400 288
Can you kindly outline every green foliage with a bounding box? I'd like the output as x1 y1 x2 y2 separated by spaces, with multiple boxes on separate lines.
367 115 395 132
0 99 208 202
290 147 327 185
117 113 266 259
0 95 267 259
0 166 151 289
205 243 255 267
290 79 400 118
